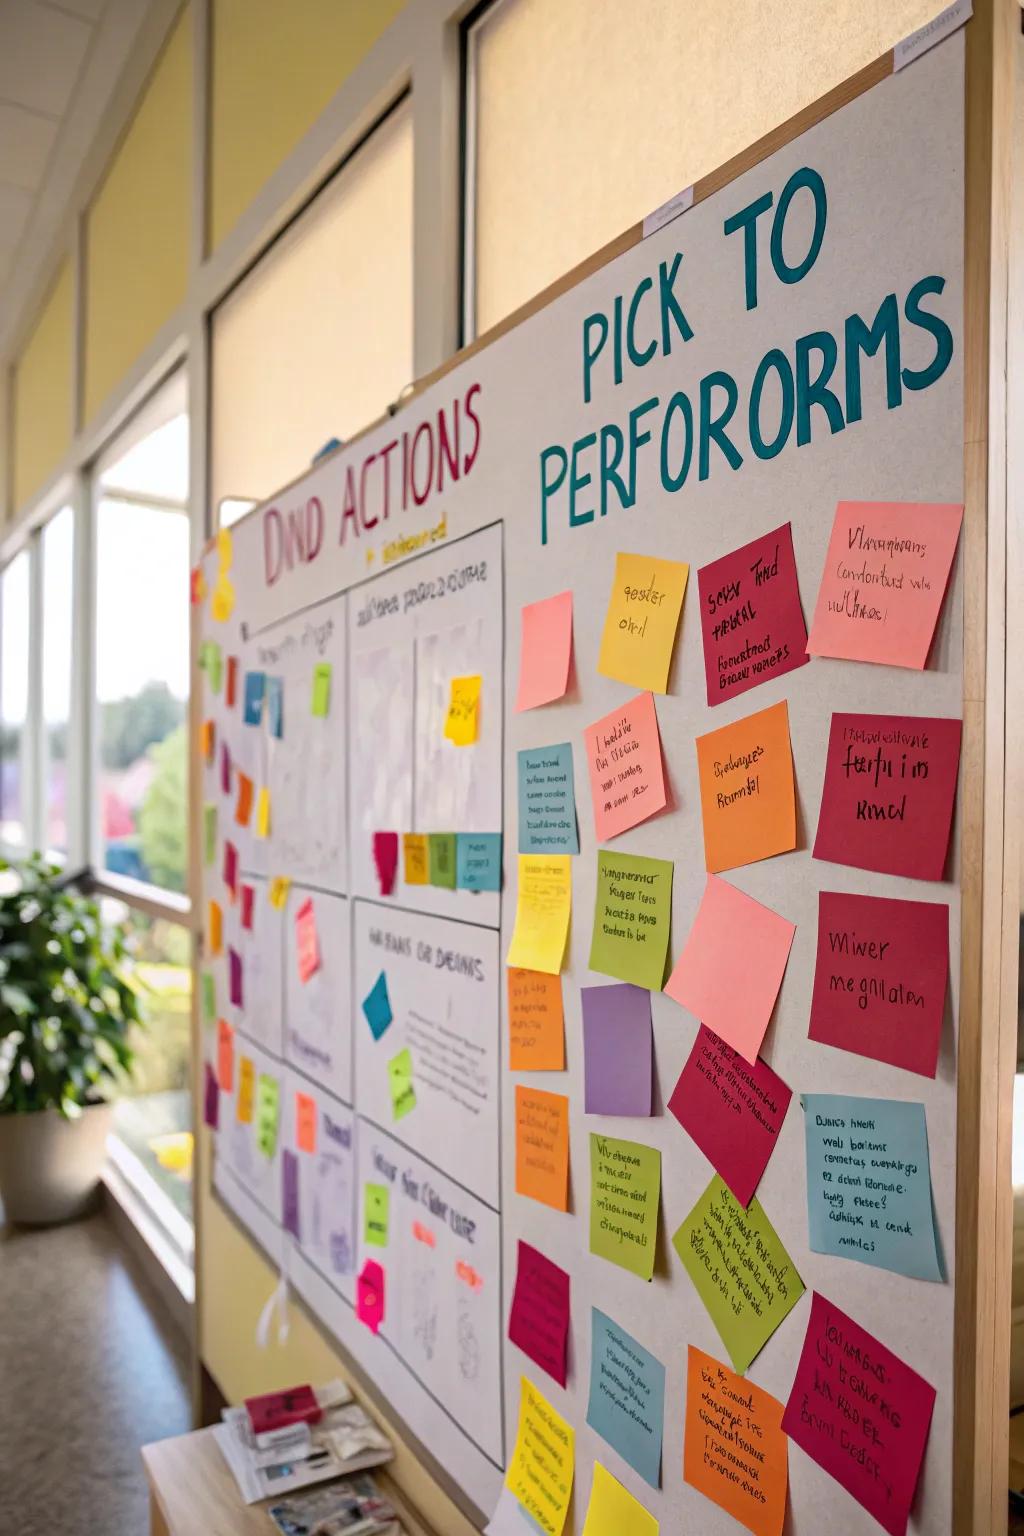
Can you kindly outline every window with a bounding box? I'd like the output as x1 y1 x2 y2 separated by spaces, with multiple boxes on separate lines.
41 507 74 856
0 551 31 849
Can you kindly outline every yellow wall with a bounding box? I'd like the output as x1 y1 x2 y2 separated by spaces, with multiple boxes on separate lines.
208 0 407 251
83 5 192 426
12 261 74 513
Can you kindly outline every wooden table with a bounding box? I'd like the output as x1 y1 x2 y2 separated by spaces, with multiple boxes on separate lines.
143 1426 435 1536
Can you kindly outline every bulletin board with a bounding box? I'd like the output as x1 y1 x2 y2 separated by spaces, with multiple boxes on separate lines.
197 27 974 1535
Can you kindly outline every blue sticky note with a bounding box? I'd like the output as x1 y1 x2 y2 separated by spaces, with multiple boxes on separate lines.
801 1093 943 1282
586 1307 665 1488
243 671 266 726
517 742 579 854
362 971 393 1041
456 832 502 892
266 676 284 739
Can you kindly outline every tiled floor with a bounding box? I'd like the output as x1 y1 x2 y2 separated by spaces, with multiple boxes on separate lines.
0 1204 192 1535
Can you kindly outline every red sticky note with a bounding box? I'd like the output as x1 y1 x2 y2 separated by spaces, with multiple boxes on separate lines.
809 890 949 1077
806 499 963 670
295 897 321 983
813 713 962 881
373 832 399 896
235 770 255 827
220 742 231 795
666 875 795 1064
223 840 239 900
516 590 573 711
217 1018 234 1092
357 1259 385 1334
240 882 255 931
583 690 666 841
226 655 238 708
507 1239 570 1388
697 522 808 705
783 1292 936 1536
668 1026 791 1207
295 1091 317 1154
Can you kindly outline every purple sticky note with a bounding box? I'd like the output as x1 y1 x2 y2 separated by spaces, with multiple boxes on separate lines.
229 947 244 1009
581 982 653 1115
282 1150 301 1240
220 742 231 795
203 1063 220 1130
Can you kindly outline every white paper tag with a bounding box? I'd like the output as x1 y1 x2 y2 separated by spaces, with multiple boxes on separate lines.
642 185 694 239
894 0 972 71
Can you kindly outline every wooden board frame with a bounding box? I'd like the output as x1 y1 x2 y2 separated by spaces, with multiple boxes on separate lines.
190 9 1020 1531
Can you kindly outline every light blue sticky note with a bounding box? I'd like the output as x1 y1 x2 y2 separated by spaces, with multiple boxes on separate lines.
586 1307 665 1488
801 1093 943 1283
456 832 502 892
266 676 284 739
243 671 265 726
517 743 579 855
362 971 393 1041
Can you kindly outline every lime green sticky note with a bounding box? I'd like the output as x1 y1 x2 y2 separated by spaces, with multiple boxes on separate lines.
201 970 216 1024
364 1183 390 1247
204 803 217 866
206 642 223 694
255 1074 280 1158
590 1133 660 1281
428 833 457 889
672 1174 804 1374
589 850 673 990
387 1048 416 1121
311 663 332 718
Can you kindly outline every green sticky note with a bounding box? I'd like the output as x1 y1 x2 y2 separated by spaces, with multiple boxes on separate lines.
672 1174 804 1374
206 642 223 694
387 1048 416 1121
201 970 216 1024
203 803 217 866
589 1132 660 1281
364 1183 390 1247
255 1073 280 1158
428 833 457 889
311 663 332 718
589 850 673 990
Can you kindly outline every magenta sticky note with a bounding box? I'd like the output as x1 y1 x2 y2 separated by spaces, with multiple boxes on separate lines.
356 1259 385 1334
282 1150 301 1241
813 713 961 881
223 840 238 898
229 947 244 1009
240 882 255 932
783 1292 936 1536
667 1026 791 1207
203 1063 219 1130
581 983 652 1116
373 832 399 896
809 890 949 1078
220 742 231 796
697 522 808 706
507 1240 570 1388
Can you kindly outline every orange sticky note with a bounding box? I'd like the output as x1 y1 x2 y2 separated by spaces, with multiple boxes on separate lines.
516 590 573 711
207 899 223 956
685 1344 788 1536
695 699 795 872
806 499 964 670
584 690 667 842
403 833 429 885
256 786 271 839
217 1018 234 1091
507 969 565 1070
296 1091 317 1154
515 1085 569 1210
201 719 215 763
235 771 254 827
237 1056 255 1123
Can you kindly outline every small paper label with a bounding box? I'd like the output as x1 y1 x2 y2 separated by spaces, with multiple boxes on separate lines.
642 184 694 239
894 0 972 70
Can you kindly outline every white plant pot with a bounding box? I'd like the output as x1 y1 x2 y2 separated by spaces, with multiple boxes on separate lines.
0 1101 113 1226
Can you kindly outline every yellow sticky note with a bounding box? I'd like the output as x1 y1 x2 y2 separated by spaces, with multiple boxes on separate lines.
403 833 429 885
256 786 271 839
582 1463 658 1536
208 899 223 956
598 552 688 693
444 675 482 746
237 1056 255 1123
506 855 571 976
269 876 291 910
211 526 236 623
506 1377 575 1536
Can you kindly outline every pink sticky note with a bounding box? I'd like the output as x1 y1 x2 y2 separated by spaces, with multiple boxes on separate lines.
228 947 244 1009
240 883 255 932
357 1259 385 1334
697 522 808 705
516 591 573 711
666 875 795 1063
203 1063 219 1130
806 500 963 670
809 890 949 1077
584 691 666 841
668 1026 791 1207
783 1292 935 1536
223 840 238 900
220 742 231 795
295 897 321 983
373 832 399 896
813 713 961 881
507 1239 570 1387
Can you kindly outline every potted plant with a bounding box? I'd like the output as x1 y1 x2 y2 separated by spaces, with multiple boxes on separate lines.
0 853 143 1225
